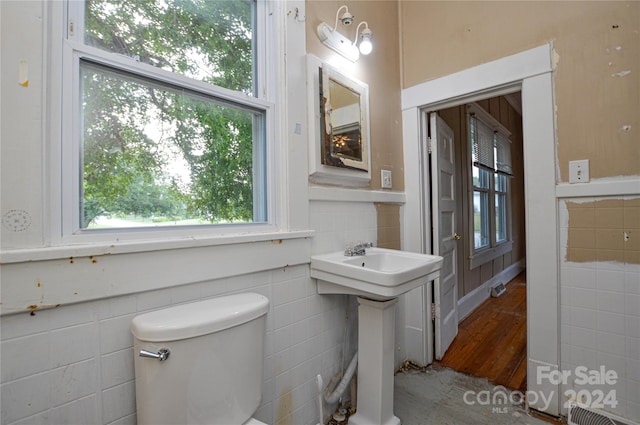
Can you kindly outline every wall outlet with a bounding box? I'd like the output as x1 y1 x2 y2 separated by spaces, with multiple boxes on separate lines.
569 160 590 183
381 169 392 189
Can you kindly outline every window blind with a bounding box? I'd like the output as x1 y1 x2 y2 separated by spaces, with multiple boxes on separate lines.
494 132 513 175
470 114 495 171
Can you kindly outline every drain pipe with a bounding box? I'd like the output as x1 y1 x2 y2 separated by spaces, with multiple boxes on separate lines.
316 374 324 425
323 352 358 404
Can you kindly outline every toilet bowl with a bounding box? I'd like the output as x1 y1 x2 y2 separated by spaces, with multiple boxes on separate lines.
131 292 270 425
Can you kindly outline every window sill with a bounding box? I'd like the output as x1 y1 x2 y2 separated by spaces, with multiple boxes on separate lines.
1 230 314 264
1 230 314 316
470 240 513 269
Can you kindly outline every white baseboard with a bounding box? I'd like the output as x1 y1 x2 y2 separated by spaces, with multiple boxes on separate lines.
457 259 526 321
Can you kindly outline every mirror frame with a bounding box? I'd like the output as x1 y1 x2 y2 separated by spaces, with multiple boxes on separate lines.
307 55 371 185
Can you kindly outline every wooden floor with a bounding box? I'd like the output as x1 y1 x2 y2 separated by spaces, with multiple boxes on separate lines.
437 272 527 391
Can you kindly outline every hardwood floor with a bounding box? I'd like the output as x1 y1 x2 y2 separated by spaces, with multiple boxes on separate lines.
437 271 527 391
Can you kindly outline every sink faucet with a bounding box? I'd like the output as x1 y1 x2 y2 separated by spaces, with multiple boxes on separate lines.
344 242 374 256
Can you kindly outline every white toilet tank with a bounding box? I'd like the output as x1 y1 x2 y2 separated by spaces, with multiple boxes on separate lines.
131 292 269 425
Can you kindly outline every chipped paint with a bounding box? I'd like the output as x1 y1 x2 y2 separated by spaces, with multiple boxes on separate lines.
611 70 631 77
619 124 632 133
18 60 28 87
551 48 560 69
27 303 61 312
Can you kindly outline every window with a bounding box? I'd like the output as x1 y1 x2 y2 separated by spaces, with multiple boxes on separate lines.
64 0 272 234
494 131 511 244
495 174 508 243
472 166 491 249
468 104 513 258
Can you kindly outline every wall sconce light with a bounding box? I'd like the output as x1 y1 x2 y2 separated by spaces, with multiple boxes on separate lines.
355 21 372 55
317 5 373 62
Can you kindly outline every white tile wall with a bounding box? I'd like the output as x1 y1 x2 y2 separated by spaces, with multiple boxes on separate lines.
0 265 348 425
309 200 377 255
0 200 377 425
559 200 640 422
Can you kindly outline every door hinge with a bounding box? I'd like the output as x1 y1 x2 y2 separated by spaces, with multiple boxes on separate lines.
427 137 433 154
431 303 440 320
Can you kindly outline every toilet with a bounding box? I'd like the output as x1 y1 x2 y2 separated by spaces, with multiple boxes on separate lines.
130 292 270 425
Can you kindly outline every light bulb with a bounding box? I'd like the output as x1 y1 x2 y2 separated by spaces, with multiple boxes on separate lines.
359 29 373 55
359 38 372 55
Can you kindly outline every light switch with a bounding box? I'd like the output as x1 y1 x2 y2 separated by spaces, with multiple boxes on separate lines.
381 170 392 189
569 160 590 183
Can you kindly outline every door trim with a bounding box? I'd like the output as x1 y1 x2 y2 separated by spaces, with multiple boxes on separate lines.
401 43 560 415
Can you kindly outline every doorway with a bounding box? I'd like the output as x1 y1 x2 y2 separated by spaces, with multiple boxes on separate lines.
401 44 560 415
426 93 527 387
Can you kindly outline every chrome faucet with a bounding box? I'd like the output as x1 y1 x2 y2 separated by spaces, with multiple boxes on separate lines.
344 242 374 256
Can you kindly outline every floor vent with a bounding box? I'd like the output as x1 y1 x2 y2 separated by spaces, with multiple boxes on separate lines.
490 282 506 297
568 403 638 425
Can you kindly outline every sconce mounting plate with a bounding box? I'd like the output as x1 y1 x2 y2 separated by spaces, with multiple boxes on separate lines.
317 22 359 62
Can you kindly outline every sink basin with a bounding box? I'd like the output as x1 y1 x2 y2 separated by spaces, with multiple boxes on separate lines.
311 247 443 300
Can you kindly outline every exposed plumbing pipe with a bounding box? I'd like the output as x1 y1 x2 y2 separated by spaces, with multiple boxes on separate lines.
323 351 358 404
350 373 357 410
316 374 324 425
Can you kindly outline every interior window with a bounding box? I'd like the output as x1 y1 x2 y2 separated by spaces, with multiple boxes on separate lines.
472 165 490 250
468 108 512 253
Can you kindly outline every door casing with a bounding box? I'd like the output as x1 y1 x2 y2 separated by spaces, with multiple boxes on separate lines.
401 43 560 415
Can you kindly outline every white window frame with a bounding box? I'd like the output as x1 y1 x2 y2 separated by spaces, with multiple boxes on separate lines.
467 103 513 268
494 173 509 243
472 166 491 250
57 0 282 245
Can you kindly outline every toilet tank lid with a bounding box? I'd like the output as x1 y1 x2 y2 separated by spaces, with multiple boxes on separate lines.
130 293 269 342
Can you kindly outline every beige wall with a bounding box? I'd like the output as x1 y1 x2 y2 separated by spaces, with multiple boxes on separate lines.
400 1 639 182
306 1 404 191
567 198 640 263
375 203 402 249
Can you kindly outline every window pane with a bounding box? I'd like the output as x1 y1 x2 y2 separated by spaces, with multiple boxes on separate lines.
472 165 490 189
80 61 265 229
496 193 507 242
473 190 489 249
495 174 508 243
84 0 255 94
495 173 507 192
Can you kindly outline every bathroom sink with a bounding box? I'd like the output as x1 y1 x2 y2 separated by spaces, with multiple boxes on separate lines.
311 248 443 300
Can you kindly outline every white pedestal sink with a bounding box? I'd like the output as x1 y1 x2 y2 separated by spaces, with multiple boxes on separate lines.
310 248 443 425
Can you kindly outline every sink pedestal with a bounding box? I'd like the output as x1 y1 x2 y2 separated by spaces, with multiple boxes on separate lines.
349 297 401 425
310 247 443 425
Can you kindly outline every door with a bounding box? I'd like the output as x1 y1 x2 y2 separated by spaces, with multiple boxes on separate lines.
429 113 459 360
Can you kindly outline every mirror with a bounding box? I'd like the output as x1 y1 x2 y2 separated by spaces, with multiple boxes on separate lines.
322 72 364 167
307 56 371 185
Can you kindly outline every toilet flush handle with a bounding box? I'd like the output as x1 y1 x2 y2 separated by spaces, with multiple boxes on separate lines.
139 348 171 361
